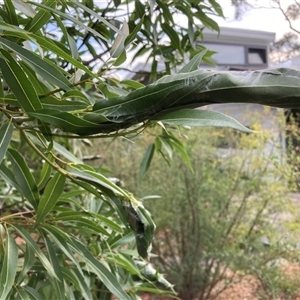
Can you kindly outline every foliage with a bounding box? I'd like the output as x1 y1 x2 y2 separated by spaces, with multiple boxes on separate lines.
98 118 300 300
0 0 300 299
0 0 224 298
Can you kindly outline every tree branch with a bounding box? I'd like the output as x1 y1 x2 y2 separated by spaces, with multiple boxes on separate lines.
277 1 300 34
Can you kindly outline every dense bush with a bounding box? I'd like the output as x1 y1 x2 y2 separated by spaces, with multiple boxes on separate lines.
97 115 300 299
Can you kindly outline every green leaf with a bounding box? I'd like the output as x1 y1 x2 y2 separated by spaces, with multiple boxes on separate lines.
0 120 13 165
14 287 32 300
13 1 36 18
156 0 174 24
152 109 252 132
60 216 110 236
30 2 109 42
0 162 21 192
179 49 207 73
188 20 195 47
111 20 129 58
72 0 125 35
69 165 128 198
167 135 193 171
0 234 18 300
209 0 225 17
135 0 145 18
44 237 65 299
61 267 92 300
0 37 73 91
37 158 53 191
17 242 35 284
120 80 145 90
113 49 127 66
95 214 123 233
62 90 90 104
139 143 155 178
53 142 83 164
52 14 79 59
43 225 78 266
30 32 97 79
195 11 220 32
4 0 18 25
156 136 173 160
23 286 43 300
161 23 181 53
36 173 66 225
41 97 87 112
13 225 58 279
7 148 39 209
24 0 55 33
28 109 102 135
125 17 144 47
0 49 42 112
71 238 131 300
109 231 135 249
106 253 142 276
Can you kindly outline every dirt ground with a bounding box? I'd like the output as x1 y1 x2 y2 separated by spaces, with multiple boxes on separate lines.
138 264 300 300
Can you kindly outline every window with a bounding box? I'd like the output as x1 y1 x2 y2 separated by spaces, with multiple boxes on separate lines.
204 43 245 64
248 48 267 65
202 43 268 67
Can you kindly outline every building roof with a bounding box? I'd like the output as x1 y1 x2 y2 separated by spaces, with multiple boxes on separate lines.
202 27 275 46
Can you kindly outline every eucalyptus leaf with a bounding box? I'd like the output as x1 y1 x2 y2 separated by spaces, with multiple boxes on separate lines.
179 49 208 73
0 49 42 112
0 37 73 91
7 148 39 209
36 173 66 225
139 143 155 178
152 109 252 132
0 234 18 300
17 243 36 284
0 120 13 165
111 20 129 58
71 239 131 300
13 225 58 280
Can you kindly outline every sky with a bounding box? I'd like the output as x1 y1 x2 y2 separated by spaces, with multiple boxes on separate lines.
213 0 297 40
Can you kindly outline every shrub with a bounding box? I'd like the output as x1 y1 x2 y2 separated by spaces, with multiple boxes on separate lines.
98 119 300 299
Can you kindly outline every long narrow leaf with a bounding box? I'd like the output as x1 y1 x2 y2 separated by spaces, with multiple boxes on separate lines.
13 225 58 279
0 49 42 112
69 166 128 198
0 37 73 91
0 120 13 165
24 0 55 33
28 109 103 135
0 22 98 79
44 237 65 299
0 162 21 192
71 238 131 300
5 0 18 25
152 108 252 132
139 143 155 178
7 148 39 209
61 267 92 300
17 242 36 284
36 173 66 225
86 68 300 135
42 224 77 265
0 234 18 299
179 49 207 73
28 2 109 42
